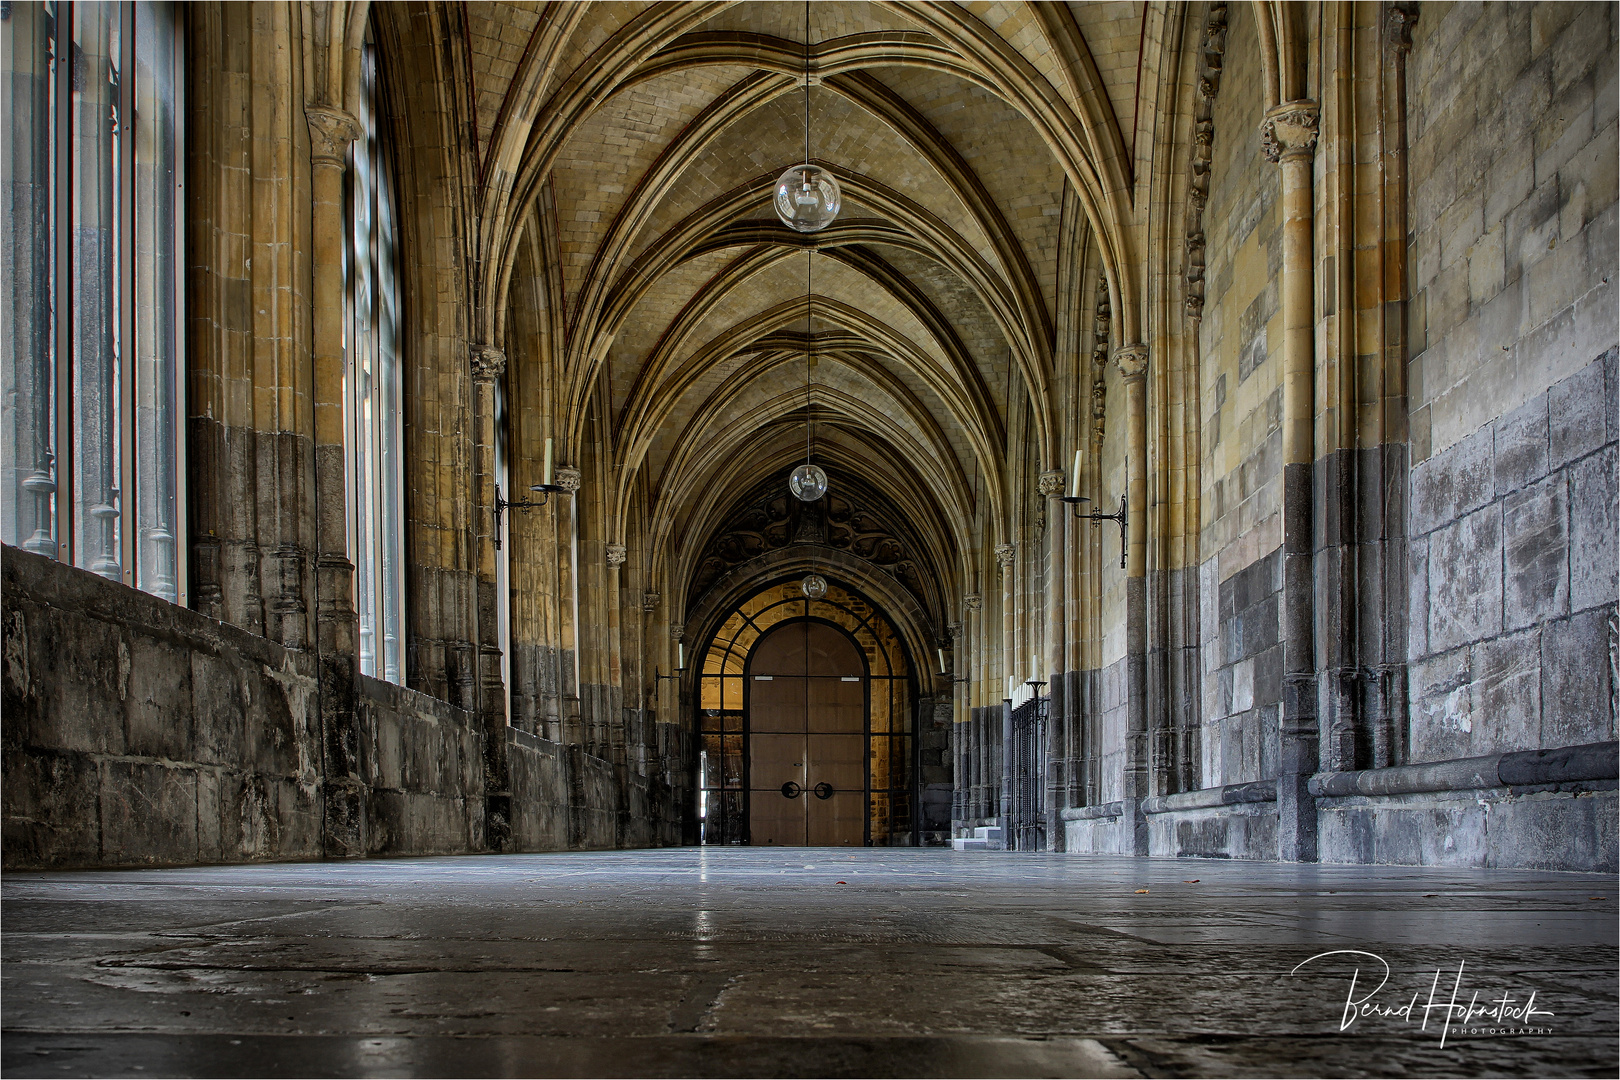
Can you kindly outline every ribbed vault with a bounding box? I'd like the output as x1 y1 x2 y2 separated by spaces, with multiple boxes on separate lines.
453 0 1147 618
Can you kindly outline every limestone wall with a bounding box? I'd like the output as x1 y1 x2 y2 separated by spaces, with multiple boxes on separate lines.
3 547 323 867
1405 3 1618 763
1 547 682 869
1196 1 1287 792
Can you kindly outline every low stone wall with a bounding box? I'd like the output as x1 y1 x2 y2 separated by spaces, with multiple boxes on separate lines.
2 547 684 869
3 546 323 868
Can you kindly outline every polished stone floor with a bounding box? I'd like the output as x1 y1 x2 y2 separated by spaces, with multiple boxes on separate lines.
2 849 1616 1078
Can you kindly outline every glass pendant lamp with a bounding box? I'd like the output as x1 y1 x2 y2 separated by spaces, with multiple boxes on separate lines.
775 3 838 235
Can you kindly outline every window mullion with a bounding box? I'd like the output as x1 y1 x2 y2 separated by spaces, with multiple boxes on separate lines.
53 0 74 564
117 0 135 586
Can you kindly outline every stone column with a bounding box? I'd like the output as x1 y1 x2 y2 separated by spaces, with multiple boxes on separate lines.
1263 101 1321 863
471 344 510 849
306 105 363 856
962 593 981 823
556 466 583 746
995 543 1015 837
605 543 627 767
1114 344 1151 855
1037 469 1066 850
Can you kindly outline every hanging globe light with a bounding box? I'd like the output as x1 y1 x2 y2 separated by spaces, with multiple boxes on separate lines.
801 573 828 599
774 164 840 233
789 462 827 502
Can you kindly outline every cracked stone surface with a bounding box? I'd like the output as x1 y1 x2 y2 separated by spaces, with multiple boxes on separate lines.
3 849 1616 1078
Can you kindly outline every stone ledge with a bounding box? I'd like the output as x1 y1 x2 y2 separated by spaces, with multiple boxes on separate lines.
1060 801 1124 821
1141 780 1278 814
1309 740 1618 798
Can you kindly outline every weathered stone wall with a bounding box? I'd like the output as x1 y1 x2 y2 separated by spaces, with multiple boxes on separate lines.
1196 1 1286 792
354 676 485 856
3 547 322 868
2 548 684 869
1405 1 1618 765
1408 352 1618 762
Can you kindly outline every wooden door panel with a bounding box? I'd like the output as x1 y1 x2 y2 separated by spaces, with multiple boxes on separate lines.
806 790 864 846
750 789 807 846
749 733 806 789
807 677 863 733
749 676 807 733
808 733 864 792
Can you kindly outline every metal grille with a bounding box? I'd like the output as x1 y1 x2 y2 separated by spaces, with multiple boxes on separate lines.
1008 695 1046 851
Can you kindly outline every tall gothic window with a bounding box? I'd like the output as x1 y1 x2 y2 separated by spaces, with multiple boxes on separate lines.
1 1 185 602
347 29 404 684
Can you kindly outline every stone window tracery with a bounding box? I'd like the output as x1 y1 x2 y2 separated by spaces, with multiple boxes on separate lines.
1 0 184 602
346 27 404 684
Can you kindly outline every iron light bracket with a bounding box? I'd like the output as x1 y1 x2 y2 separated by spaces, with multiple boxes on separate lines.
1062 493 1128 569
493 481 566 550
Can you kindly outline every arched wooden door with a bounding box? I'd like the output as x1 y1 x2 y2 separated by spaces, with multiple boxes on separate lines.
746 619 866 846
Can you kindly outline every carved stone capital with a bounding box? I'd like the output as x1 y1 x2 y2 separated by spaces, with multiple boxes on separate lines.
948 622 963 642
1112 344 1150 382
994 543 1016 570
605 544 627 569
962 594 982 613
305 106 360 167
470 343 507 383
1261 100 1320 164
554 466 581 493
642 591 660 613
1386 3 1418 53
1037 470 1066 497
670 623 685 641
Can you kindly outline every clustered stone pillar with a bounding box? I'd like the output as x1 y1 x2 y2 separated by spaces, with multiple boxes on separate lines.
306 104 364 856
471 343 511 849
995 542 1016 840
1037 469 1066 850
1264 100 1321 863
1114 344 1151 855
605 543 627 767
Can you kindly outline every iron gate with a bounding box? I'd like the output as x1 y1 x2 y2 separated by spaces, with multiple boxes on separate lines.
1007 694 1046 851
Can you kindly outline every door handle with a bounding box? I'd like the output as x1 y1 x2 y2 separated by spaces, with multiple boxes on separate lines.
780 781 802 799
812 782 834 800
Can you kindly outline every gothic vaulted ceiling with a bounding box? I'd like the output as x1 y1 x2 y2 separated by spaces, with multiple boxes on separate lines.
451 1 1147 610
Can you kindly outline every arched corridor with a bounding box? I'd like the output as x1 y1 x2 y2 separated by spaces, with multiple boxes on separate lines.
1 0 1617 1074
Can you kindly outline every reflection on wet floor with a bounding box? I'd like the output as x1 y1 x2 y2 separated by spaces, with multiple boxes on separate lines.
3 849 1616 1078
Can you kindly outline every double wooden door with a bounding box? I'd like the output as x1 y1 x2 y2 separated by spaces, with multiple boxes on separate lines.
747 619 866 846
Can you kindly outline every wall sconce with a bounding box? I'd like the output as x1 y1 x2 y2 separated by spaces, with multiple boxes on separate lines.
656 642 689 684
493 438 566 551
936 648 970 685
1024 652 1047 694
1061 452 1127 569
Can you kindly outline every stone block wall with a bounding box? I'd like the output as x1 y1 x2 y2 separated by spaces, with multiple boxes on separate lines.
3 547 322 867
1407 351 1617 761
2 547 684 869
1407 2 1618 463
355 676 485 855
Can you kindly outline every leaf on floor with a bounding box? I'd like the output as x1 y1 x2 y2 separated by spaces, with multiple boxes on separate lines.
1134 888 1149 894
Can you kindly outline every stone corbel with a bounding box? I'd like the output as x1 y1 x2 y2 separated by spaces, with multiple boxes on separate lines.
962 594 982 614
306 105 360 168
994 544 1016 572
605 544 627 569
642 592 660 613
470 344 507 384
948 621 963 642
670 623 684 641
1261 101 1320 164
554 467 581 494
1037 471 1066 498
